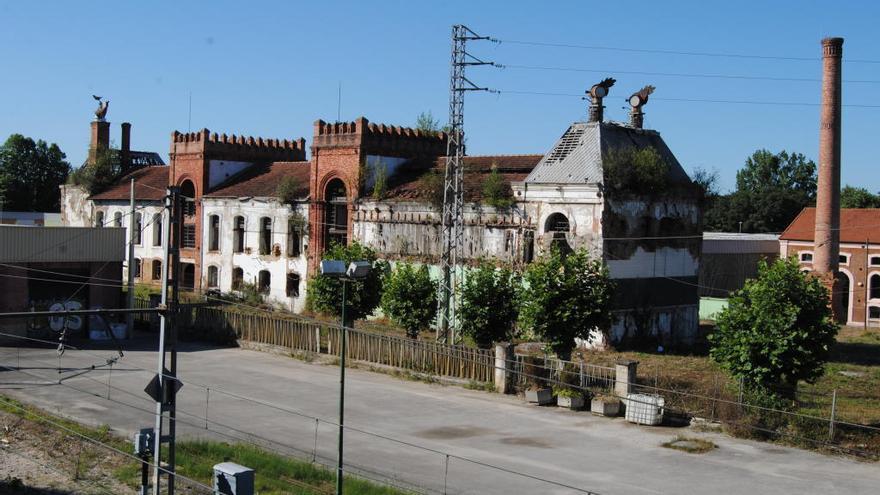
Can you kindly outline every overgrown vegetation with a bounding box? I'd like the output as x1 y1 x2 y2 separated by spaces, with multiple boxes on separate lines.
481 165 513 208
602 146 671 196
372 162 388 200
275 175 302 205
519 246 615 359
418 168 446 209
68 146 120 195
661 436 717 454
710 257 838 397
380 262 437 338
458 262 520 348
306 242 389 325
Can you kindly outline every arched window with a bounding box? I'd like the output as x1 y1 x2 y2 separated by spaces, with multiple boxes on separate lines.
132 258 142 279
181 263 195 290
286 272 301 297
113 211 123 227
287 216 303 257
325 179 348 248
153 213 162 246
800 252 813 262
259 217 272 255
180 180 196 217
133 212 143 245
233 216 245 253
545 212 571 254
95 211 105 228
208 214 220 251
258 270 271 293
207 266 219 288
152 260 162 281
232 267 244 290
870 274 880 300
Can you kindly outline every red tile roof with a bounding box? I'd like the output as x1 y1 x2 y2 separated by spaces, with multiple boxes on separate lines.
386 154 543 201
90 166 169 201
205 161 311 199
780 207 880 244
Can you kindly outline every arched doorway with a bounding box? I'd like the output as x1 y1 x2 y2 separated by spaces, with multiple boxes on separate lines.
179 180 196 216
181 263 195 291
835 271 851 324
545 212 572 255
325 178 348 248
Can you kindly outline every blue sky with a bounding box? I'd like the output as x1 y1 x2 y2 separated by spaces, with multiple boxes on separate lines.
1 0 877 193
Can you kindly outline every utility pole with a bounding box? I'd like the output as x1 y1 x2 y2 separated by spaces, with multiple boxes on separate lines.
127 179 135 338
152 187 181 494
436 24 495 343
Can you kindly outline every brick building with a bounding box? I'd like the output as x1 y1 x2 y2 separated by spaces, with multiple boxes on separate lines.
780 207 880 326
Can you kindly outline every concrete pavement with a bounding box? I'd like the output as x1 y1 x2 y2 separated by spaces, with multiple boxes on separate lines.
1 339 878 494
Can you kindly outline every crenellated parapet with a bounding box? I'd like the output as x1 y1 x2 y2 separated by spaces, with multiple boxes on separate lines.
170 128 307 162
312 117 447 157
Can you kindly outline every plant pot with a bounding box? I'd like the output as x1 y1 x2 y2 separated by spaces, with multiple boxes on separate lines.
557 395 585 410
525 387 554 405
591 398 620 417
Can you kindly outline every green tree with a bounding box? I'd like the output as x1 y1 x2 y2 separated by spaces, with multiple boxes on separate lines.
840 185 880 208
275 176 302 205
306 241 389 324
603 146 670 196
415 111 441 133
481 165 513 208
68 146 119 195
459 262 520 348
380 263 437 338
0 134 70 211
709 258 838 395
703 150 816 233
519 247 615 359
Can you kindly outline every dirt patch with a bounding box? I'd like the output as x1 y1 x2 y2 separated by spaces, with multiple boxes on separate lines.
415 425 492 440
661 436 717 454
498 437 554 449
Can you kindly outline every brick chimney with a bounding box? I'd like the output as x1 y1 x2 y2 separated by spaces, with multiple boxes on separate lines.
628 85 655 129
88 119 110 165
813 37 843 316
121 122 131 171
587 78 616 123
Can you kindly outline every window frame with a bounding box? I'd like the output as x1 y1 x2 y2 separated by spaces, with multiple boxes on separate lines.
799 251 813 263
208 214 221 252
286 272 301 298
207 265 219 289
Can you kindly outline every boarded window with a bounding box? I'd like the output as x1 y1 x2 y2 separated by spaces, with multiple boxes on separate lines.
207 266 219 288
259 217 272 255
286 272 301 297
232 267 243 290
258 270 271 293
208 214 220 251
233 216 245 253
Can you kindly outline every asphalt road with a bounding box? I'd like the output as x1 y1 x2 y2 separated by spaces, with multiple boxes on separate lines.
1 339 878 495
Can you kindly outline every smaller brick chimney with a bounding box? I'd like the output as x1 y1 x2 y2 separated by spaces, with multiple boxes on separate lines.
88 119 110 165
121 122 131 171
587 78 616 123
628 85 656 129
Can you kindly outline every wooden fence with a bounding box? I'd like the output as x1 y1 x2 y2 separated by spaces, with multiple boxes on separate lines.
171 303 495 383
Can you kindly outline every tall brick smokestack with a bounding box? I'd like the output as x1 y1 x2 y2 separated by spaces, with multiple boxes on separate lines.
813 37 843 315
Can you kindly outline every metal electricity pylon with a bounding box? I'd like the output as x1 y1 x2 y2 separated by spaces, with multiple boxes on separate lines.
436 24 495 343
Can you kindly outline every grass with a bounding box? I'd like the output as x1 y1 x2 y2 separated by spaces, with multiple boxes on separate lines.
661 436 717 454
0 394 409 495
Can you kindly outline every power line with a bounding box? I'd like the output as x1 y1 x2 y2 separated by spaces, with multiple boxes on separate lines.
496 38 880 64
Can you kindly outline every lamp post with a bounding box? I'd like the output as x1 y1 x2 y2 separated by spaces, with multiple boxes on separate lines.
320 260 371 495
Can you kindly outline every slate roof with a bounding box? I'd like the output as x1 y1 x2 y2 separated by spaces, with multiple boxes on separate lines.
90 165 169 201
385 154 543 202
780 207 880 244
525 121 691 185
205 161 311 199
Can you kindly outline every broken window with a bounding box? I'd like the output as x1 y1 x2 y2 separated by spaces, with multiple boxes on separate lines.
233 216 245 253
182 224 196 248
259 217 272 255
258 270 271 293
152 260 162 281
132 258 142 278
208 214 220 251
113 212 123 227
325 179 348 248
95 211 105 228
286 272 301 298
287 217 302 257
207 265 219 288
232 267 243 290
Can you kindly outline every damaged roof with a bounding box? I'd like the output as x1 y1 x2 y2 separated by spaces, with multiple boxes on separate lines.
205 161 311 199
525 121 691 185
90 165 169 202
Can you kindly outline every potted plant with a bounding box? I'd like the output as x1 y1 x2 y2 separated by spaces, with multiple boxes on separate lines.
522 355 553 405
554 386 587 410
590 392 621 417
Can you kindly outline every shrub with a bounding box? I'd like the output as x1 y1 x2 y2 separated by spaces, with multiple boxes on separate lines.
481 165 513 208
519 247 615 360
306 242 388 325
380 263 437 338
276 176 302 205
602 146 670 196
458 262 520 348
68 147 119 194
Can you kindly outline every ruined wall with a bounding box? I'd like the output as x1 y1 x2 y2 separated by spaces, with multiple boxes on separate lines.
60 185 94 227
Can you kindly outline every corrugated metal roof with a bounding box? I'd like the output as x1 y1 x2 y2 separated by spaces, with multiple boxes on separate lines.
0 226 126 263
702 232 780 254
525 121 691 185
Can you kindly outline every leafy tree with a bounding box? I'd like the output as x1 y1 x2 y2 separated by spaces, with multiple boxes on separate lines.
840 185 880 208
519 247 615 359
481 165 513 208
306 241 389 325
603 146 670 196
380 263 437 338
703 150 816 233
0 134 70 211
709 258 838 395
275 176 302 205
458 262 520 348
68 146 119 195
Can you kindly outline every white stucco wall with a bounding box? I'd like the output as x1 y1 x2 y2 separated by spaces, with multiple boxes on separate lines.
201 198 309 312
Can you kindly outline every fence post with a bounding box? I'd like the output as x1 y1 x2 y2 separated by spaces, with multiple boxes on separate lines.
614 360 638 400
494 343 514 394
828 388 837 442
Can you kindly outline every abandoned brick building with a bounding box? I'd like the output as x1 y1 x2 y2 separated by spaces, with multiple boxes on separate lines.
62 81 702 344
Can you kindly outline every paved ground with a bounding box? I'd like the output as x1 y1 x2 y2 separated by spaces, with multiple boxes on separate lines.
1 338 878 495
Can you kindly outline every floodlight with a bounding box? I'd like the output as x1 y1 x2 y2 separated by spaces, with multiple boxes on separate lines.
320 260 347 278
346 261 372 279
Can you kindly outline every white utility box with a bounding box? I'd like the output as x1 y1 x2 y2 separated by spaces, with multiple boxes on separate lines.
624 393 665 425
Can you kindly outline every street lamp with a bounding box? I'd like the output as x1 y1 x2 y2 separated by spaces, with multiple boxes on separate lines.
319 259 371 495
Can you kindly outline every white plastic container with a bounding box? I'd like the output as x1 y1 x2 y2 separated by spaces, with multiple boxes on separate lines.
625 393 665 425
